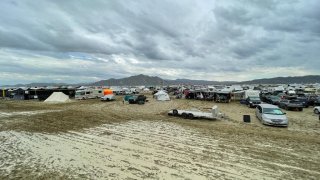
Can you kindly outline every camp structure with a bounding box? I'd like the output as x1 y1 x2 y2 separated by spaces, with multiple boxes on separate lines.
154 90 170 101
44 92 71 103
9 88 28 100
103 89 113 95
75 88 104 100
142 88 151 93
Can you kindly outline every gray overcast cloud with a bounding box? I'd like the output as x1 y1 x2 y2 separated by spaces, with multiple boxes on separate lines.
0 0 319 85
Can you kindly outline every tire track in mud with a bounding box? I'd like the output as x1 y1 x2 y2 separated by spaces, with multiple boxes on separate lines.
91 121 320 175
1 98 320 179
0 121 312 179
0 110 62 118
2 121 316 179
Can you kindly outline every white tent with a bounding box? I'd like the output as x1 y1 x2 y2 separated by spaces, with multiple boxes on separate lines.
44 92 71 103
154 90 170 101
143 88 150 93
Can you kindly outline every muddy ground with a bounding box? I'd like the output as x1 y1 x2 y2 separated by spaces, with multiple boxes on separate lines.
0 95 320 179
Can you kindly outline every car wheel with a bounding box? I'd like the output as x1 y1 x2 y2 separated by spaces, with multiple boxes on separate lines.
187 113 194 119
299 108 303 111
172 109 178 116
285 106 288 110
314 109 319 114
182 113 187 119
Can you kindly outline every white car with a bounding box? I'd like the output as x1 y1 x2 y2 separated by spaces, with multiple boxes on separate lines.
101 94 115 101
314 106 320 114
255 104 288 127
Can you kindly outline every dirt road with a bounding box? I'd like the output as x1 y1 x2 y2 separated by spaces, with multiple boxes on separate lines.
0 96 320 179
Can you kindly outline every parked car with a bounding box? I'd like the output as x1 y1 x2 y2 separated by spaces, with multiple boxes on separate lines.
125 95 147 104
314 106 320 114
255 104 288 127
276 93 286 99
265 95 281 105
260 92 272 102
279 99 304 111
101 94 116 101
245 96 261 108
306 95 318 106
296 97 310 108
296 92 306 97
313 97 320 106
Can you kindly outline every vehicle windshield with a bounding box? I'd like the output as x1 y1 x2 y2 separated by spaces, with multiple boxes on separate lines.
270 96 280 100
297 98 306 101
75 91 85 95
263 108 285 115
250 97 260 101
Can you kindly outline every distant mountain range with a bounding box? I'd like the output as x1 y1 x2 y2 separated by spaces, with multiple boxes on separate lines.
89 74 235 86
8 83 69 87
2 74 320 87
91 74 165 86
240 75 320 85
166 78 237 86
89 74 320 86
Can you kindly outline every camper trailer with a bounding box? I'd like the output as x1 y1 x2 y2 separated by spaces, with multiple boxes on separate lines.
244 90 260 99
243 90 261 108
75 89 103 100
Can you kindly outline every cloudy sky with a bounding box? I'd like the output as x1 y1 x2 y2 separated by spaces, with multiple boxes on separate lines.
0 0 319 85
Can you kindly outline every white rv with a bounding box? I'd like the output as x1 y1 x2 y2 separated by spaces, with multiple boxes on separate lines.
244 90 260 99
75 89 103 100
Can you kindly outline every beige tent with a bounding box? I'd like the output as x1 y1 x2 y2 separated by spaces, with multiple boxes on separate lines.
44 92 71 103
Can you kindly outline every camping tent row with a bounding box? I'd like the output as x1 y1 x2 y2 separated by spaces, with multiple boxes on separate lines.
0 87 76 100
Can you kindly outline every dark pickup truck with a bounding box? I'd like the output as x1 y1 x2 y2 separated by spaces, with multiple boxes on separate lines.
124 95 147 105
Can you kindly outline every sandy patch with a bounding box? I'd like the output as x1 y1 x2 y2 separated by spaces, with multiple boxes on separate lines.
0 96 320 179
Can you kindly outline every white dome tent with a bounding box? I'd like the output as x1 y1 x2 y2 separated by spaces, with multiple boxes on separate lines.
154 90 170 101
44 92 71 103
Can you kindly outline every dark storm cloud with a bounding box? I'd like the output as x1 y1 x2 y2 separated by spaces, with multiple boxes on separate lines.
231 37 280 59
0 0 319 84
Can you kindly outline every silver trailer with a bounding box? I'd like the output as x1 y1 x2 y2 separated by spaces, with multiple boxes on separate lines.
168 105 224 120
